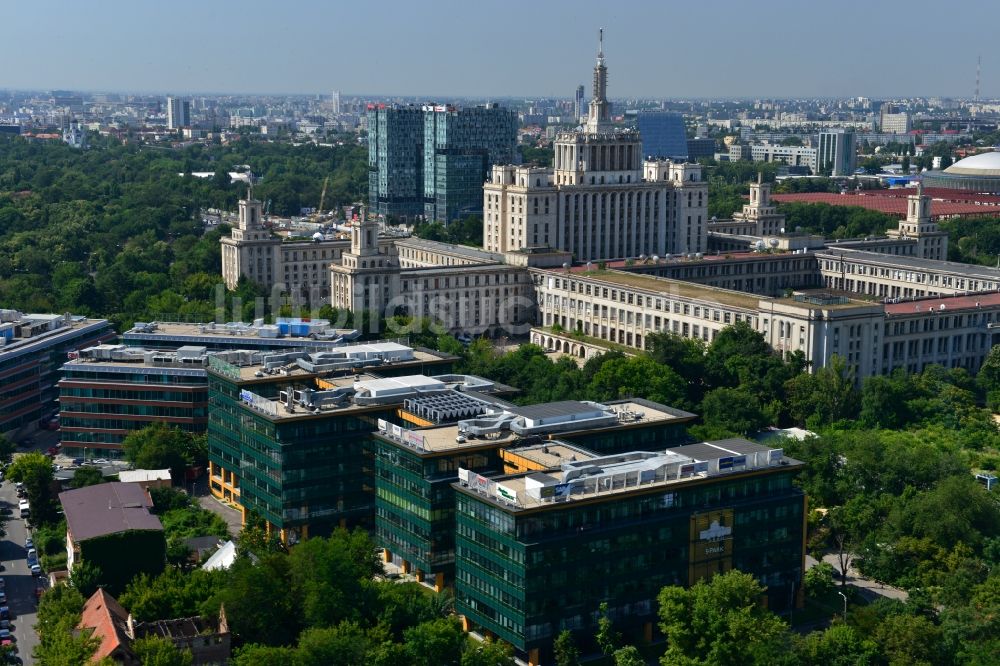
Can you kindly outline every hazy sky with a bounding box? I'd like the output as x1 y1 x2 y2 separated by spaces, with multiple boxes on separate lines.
3 0 998 99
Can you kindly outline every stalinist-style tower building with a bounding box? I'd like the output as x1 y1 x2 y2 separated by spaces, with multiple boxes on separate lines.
484 30 708 262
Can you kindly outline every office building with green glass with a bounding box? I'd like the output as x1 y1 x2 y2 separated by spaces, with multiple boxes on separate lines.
372 397 695 591
205 342 461 542
58 345 209 460
423 104 518 223
367 104 426 219
453 439 805 666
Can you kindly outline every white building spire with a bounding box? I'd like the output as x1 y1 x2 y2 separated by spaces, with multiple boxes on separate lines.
586 28 612 133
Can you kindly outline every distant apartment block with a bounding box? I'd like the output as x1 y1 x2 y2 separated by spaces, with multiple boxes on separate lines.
817 130 856 176
749 144 818 173
167 97 191 129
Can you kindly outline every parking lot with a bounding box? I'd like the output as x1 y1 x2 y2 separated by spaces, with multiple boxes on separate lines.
0 477 42 665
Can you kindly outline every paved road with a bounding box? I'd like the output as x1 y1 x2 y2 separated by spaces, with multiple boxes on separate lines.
806 553 909 603
0 478 41 665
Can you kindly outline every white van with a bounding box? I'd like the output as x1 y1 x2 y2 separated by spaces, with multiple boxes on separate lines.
18 500 29 519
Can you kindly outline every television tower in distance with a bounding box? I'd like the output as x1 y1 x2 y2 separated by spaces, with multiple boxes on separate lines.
975 54 981 103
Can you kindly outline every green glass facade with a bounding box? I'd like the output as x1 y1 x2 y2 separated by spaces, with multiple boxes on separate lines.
372 438 503 584
59 364 207 459
423 104 518 223
208 371 392 540
371 400 695 588
453 467 805 662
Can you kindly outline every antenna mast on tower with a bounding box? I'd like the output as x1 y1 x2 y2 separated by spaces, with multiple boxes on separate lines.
975 54 982 103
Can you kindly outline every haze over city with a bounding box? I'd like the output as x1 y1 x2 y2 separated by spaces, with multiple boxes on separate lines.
4 0 1000 98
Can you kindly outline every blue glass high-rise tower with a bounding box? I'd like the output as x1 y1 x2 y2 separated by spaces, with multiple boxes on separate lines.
422 104 518 223
636 111 689 161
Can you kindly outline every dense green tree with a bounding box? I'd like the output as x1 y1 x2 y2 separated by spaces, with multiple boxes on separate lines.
460 637 516 666
793 624 878 666
657 570 791 666
6 451 59 525
70 466 105 488
613 645 646 666
784 355 859 428
230 645 298 666
401 617 466 666
122 423 199 482
131 636 193 666
121 567 223 622
804 562 836 598
873 614 943 666
296 622 371 666
699 387 769 436
70 560 105 598
287 529 382 628
35 584 86 637
553 629 581 666
208 554 300 646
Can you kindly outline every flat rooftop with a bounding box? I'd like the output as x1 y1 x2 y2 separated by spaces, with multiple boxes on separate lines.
207 342 454 383
455 438 802 512
122 321 361 348
553 269 764 311
383 398 694 455
503 441 598 468
0 314 112 361
884 291 1000 315
817 247 1000 280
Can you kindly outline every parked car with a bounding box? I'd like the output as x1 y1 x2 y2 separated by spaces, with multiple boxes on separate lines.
0 606 10 620
23 538 31 550
29 565 41 577
0 629 12 641
0 594 7 606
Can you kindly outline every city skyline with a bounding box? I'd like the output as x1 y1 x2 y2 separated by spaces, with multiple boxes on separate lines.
4 0 1000 99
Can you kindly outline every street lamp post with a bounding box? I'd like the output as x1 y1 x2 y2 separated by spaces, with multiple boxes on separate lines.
837 590 848 619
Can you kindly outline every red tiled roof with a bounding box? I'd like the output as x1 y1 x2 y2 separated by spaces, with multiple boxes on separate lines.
79 589 131 662
884 291 1000 315
771 192 1000 218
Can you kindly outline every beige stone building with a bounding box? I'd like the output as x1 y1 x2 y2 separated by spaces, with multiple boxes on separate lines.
483 37 707 262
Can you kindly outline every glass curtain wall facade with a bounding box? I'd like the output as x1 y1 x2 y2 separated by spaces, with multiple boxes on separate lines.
372 438 503 590
58 365 208 459
454 467 805 665
423 104 518 223
367 105 425 219
208 371 390 542
636 112 689 161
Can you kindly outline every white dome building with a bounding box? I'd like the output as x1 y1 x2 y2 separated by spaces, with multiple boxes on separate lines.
923 151 1000 193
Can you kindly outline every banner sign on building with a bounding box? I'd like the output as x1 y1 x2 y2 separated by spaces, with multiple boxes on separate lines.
718 456 734 470
377 418 388 433
769 449 784 463
239 389 278 417
496 484 518 504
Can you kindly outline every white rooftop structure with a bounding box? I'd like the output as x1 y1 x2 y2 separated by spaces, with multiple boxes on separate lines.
118 469 172 484
944 151 1000 176
201 540 238 571
354 375 445 399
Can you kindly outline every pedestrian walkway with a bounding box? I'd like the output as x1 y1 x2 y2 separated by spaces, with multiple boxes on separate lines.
806 553 909 602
